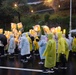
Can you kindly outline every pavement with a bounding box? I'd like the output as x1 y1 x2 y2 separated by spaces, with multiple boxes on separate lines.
0 52 76 75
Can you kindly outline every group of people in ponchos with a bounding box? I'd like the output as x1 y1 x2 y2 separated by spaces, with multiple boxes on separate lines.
0 32 76 73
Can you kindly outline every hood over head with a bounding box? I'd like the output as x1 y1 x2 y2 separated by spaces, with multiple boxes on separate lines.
48 33 53 40
58 32 62 39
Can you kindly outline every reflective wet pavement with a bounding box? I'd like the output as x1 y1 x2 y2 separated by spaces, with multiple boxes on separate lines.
0 52 76 75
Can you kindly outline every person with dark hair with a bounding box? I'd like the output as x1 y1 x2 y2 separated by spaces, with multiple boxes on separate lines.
33 36 39 56
0 34 7 57
29 36 34 55
30 36 34 42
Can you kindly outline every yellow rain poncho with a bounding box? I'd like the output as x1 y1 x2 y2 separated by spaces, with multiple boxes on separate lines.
57 32 69 62
72 37 76 52
43 33 56 68
33 37 39 51
26 33 32 51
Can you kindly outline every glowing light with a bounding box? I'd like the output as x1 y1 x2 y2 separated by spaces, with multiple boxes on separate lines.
63 29 66 34
19 31 22 35
47 0 52 2
44 0 53 7
14 3 18 7
11 23 16 29
17 22 23 29
42 26 50 34
0 29 3 34
33 25 40 32
31 10 34 13
58 5 60 8
29 29 37 37
50 27 55 33
57 26 61 32
44 0 52 3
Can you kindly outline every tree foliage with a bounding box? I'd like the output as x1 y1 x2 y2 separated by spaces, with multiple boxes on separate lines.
0 0 28 29
44 13 50 22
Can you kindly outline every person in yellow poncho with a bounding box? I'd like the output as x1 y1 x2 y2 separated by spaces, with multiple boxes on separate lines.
72 36 76 54
64 34 70 61
33 36 39 55
43 33 56 73
25 33 32 52
57 32 69 69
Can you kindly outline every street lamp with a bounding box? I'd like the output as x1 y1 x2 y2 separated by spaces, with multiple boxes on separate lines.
58 5 60 8
69 0 72 33
14 3 21 22
14 3 18 8
31 10 34 13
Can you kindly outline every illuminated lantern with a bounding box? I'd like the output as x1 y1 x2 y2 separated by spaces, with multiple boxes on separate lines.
0 29 3 34
29 29 37 37
12 29 16 33
16 33 19 39
4 31 7 34
11 23 16 29
50 27 55 33
6 32 11 39
29 29 32 34
4 31 8 38
33 26 38 31
63 29 66 34
12 29 18 37
4 31 11 39
42 26 50 34
8 31 13 39
6 35 9 39
33 25 40 32
17 22 23 29
54 28 57 33
57 26 61 32
19 31 22 35
15 37 19 43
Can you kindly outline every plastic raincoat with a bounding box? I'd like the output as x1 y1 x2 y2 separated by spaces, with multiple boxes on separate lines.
68 34 73 51
33 37 39 51
72 37 76 52
26 33 32 51
38 35 47 60
19 33 30 55
65 38 70 61
8 34 15 54
43 33 56 68
57 32 69 62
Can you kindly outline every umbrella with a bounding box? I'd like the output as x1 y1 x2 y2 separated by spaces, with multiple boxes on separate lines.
0 34 7 46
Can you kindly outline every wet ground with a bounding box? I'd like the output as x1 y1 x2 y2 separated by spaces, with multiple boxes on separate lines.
0 52 76 75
